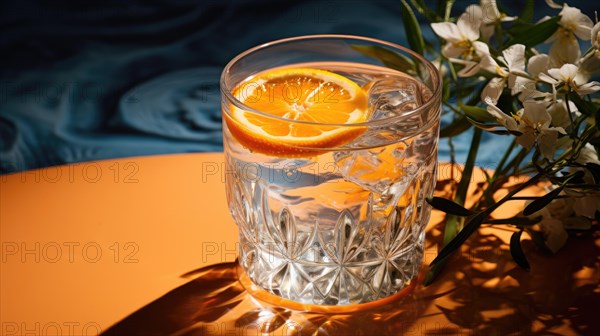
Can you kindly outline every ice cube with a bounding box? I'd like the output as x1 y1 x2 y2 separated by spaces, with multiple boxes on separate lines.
333 142 414 195
366 77 424 121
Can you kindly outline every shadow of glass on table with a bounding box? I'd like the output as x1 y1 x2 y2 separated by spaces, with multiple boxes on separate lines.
101 227 599 335
100 170 600 335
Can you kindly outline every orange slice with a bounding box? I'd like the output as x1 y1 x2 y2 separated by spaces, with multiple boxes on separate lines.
224 67 369 157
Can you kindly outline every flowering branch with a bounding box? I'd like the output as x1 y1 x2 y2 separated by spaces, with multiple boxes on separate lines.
401 0 600 283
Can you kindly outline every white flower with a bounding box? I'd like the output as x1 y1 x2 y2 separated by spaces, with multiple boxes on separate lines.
528 54 551 79
446 59 476 76
570 188 600 219
514 53 555 102
545 63 580 84
547 99 578 129
481 77 506 104
478 0 516 41
571 191 600 218
576 143 600 165
430 5 497 78
525 180 596 252
545 0 562 9
525 197 568 253
556 4 594 40
501 45 529 89
486 100 566 159
431 6 495 78
509 53 559 102
577 50 600 82
516 101 567 158
480 44 528 103
546 4 593 66
431 6 485 59
550 34 581 67
540 216 568 253
539 63 600 96
448 53 490 77
566 145 600 219
478 54 505 101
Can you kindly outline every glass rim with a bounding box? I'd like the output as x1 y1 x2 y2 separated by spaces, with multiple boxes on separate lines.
220 34 442 127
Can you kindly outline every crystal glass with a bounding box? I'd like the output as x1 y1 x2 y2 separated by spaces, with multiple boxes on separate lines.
221 35 441 305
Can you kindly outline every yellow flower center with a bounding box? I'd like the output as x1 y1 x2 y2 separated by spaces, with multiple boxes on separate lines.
453 40 480 61
455 40 471 49
558 24 577 37
496 65 509 77
513 114 522 123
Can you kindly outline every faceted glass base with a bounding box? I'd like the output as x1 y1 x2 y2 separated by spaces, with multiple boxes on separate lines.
238 217 425 305
236 261 422 313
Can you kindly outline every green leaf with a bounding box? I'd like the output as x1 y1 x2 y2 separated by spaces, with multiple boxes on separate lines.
466 116 523 135
442 214 462 250
427 197 475 216
400 0 425 55
564 171 586 185
430 211 487 267
442 78 451 102
489 129 522 135
523 186 563 216
435 0 454 20
508 20 534 36
351 45 416 74
460 104 496 122
510 230 530 269
553 170 585 184
465 116 503 130
568 92 600 116
454 127 482 208
486 215 542 226
440 115 472 137
520 0 535 22
424 254 449 286
441 0 455 21
428 127 484 284
586 163 600 185
409 0 441 22
506 16 560 47
428 128 483 284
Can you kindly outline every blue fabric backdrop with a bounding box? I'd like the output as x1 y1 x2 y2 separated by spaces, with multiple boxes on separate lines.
0 0 594 173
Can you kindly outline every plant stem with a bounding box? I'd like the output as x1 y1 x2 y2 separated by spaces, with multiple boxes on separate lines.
456 128 482 207
442 128 482 257
564 92 575 135
497 146 528 177
484 138 517 206
443 0 454 21
443 101 462 115
448 136 456 167
447 59 458 83
506 195 569 200
494 22 503 50
497 138 517 173
426 168 548 285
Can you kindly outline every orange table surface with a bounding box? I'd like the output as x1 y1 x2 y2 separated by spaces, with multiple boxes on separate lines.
1 153 598 335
